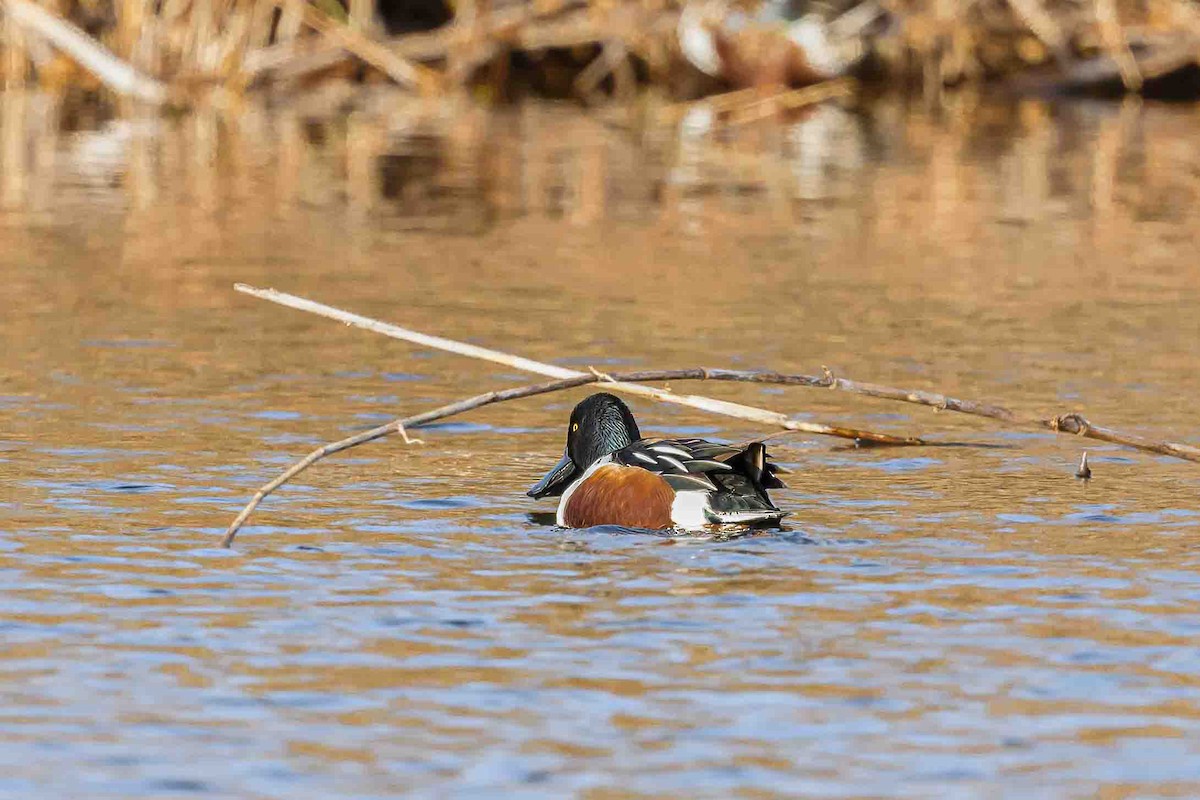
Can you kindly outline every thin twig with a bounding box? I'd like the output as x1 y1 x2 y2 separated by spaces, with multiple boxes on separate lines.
221 373 588 548
645 368 1200 463
655 79 854 128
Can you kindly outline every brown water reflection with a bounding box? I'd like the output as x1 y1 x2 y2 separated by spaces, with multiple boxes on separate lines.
2 88 1200 797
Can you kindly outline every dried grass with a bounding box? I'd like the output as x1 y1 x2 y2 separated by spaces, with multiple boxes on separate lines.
0 0 1196 102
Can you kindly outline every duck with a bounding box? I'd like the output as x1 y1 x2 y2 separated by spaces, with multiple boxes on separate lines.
527 393 788 530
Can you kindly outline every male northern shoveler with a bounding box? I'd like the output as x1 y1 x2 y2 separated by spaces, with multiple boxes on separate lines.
527 393 788 530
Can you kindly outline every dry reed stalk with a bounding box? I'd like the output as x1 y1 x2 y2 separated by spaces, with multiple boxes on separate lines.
446 0 476 84
277 0 305 44
2 6 28 88
131 0 162 77
1007 0 1070 64
156 0 190 74
245 0 670 92
115 0 143 62
348 0 374 33
1 91 27 206
243 40 344 84
212 1 253 79
1094 0 1142 91
180 0 212 77
282 0 441 93
574 37 630 101
652 79 852 129
719 79 856 128
223 0 277 83
518 3 672 51
0 0 166 100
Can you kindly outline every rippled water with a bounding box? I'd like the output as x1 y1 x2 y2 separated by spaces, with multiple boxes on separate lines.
3 89 1200 797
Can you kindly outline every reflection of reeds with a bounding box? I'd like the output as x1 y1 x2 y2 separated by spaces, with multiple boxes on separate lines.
1 78 1197 242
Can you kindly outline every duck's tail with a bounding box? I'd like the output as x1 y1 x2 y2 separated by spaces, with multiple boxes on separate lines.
742 442 786 492
704 442 787 522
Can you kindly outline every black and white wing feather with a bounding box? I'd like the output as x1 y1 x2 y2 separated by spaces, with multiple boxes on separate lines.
611 438 786 496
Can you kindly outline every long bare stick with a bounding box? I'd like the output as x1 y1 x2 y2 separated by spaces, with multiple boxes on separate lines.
715 368 1200 462
235 285 1200 463
1 0 166 101
233 284 917 446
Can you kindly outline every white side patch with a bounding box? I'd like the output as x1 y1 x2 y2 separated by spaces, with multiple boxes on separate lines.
669 490 713 530
555 456 610 527
670 492 787 528
708 508 787 524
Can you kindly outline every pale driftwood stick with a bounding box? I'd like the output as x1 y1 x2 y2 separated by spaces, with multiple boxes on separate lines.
234 285 1200 464
1 0 166 101
719 80 857 129
220 369 921 548
232 284 917 446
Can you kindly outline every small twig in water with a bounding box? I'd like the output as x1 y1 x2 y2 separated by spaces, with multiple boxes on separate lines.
1075 451 1092 481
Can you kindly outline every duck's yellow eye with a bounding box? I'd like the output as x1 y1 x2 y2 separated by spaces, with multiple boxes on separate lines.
571 423 579 432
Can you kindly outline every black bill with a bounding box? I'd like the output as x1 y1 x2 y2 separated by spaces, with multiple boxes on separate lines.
526 450 577 498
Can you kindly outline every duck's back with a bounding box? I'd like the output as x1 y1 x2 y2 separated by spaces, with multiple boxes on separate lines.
610 437 787 528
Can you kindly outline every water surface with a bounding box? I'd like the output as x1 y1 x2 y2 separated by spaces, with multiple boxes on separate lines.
2 90 1200 797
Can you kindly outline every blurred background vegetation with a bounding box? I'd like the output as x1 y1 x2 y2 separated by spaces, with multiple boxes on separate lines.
3 0 1200 110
